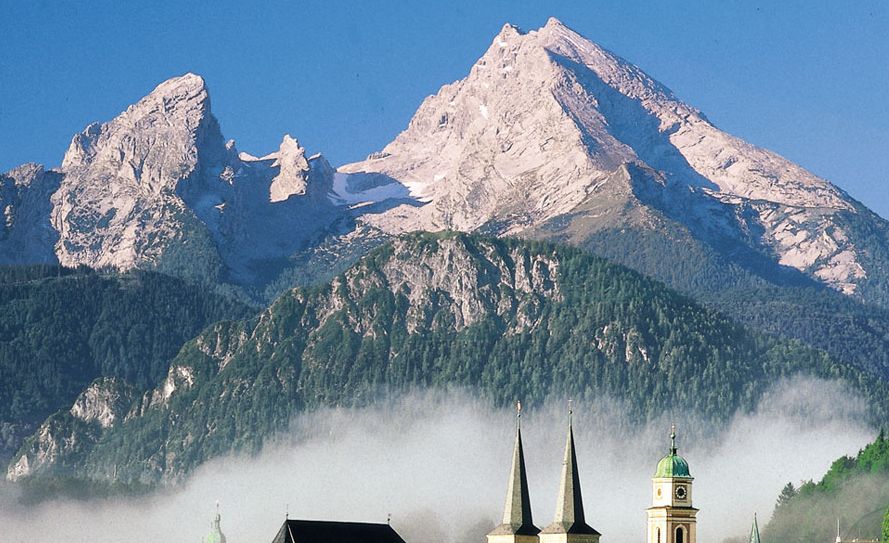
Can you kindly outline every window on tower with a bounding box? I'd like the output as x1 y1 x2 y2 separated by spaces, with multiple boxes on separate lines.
657 528 661 543
676 526 685 543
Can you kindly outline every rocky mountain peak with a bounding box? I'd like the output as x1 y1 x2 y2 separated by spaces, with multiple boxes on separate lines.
0 162 61 265
50 72 230 270
59 72 223 192
334 18 874 297
3 162 47 187
269 134 311 202
150 72 207 98
336 19 638 233
495 22 522 42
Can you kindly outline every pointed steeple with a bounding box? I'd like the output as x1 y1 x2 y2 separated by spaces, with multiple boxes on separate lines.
489 403 540 538
749 514 761 543
541 405 600 537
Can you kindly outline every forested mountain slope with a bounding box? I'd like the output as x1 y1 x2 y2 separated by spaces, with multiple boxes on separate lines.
9 233 888 484
0 266 251 465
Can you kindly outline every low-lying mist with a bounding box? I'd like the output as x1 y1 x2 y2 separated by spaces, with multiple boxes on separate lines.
0 377 874 543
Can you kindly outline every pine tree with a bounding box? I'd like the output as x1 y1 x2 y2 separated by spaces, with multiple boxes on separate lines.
776 482 797 509
882 504 889 543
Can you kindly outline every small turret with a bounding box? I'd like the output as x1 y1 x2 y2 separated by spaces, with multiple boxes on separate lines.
654 426 691 478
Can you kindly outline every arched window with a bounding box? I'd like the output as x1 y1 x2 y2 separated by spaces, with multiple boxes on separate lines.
657 528 661 543
676 526 685 543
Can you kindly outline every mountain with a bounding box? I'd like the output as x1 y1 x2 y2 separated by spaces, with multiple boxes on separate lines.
7 233 889 484
2 74 355 295
337 18 889 305
5 17 889 492
0 265 251 467
333 18 889 382
5 19 889 307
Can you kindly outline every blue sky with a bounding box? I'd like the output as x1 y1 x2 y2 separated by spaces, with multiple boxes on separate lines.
2 1 887 216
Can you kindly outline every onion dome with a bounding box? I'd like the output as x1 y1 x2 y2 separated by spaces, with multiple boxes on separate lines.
654 426 691 478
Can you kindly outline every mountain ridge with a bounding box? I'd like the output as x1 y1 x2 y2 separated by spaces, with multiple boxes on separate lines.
3 19 886 303
10 232 888 484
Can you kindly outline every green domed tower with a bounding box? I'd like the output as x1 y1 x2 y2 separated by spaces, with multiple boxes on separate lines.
204 504 227 543
646 426 698 543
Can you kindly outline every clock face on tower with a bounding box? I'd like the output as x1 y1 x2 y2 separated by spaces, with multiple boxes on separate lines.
675 485 687 500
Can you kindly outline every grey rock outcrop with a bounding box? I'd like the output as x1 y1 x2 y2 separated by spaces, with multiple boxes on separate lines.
0 163 61 264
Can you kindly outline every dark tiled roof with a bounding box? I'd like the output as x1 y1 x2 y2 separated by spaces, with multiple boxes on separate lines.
271 520 408 543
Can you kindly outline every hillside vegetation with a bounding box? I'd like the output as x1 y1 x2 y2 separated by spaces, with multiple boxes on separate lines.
0 266 252 463
11 233 889 484
765 432 889 543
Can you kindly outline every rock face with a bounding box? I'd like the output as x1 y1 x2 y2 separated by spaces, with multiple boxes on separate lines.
3 73 345 289
53 74 227 271
69 378 135 430
268 135 311 202
0 163 61 264
7 378 135 481
337 18 889 299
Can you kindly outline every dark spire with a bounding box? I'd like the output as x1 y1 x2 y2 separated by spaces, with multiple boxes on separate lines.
489 402 539 536
541 407 600 536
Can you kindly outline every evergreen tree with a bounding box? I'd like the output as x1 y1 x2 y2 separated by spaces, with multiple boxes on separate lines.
776 482 798 510
882 505 889 543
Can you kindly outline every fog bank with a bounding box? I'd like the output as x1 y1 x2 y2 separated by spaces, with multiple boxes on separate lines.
0 377 874 543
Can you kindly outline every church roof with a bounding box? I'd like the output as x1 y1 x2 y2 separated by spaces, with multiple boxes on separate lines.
654 427 692 479
271 520 406 543
488 418 540 536
541 417 600 536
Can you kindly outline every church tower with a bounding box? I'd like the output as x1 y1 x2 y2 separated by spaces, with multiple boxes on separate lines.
539 408 600 543
646 426 697 543
487 404 540 543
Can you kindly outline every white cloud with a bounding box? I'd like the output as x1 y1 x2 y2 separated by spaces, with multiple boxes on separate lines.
0 377 873 543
